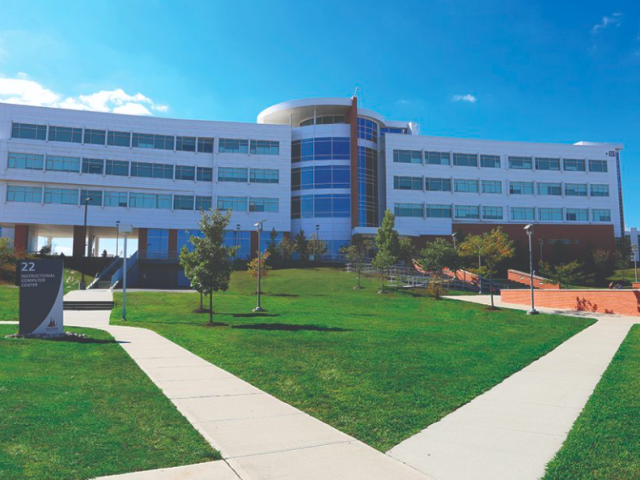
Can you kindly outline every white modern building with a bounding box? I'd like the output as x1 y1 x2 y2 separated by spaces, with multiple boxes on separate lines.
0 98 624 286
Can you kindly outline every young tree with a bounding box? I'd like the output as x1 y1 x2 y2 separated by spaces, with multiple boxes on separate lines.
307 234 328 261
278 236 295 263
0 238 16 273
539 261 591 288
372 210 401 293
294 230 308 261
459 228 515 308
340 234 373 289
398 236 417 265
179 209 238 324
265 228 281 263
247 251 271 293
416 238 461 299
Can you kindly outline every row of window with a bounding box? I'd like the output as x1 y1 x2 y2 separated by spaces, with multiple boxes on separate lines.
392 149 609 172
393 203 612 222
5 185 280 213
292 137 350 162
11 122 280 155
292 166 350 190
291 194 350 219
392 175 610 197
7 152 279 184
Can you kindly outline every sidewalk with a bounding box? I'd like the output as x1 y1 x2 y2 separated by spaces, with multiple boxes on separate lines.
388 295 640 480
58 290 432 480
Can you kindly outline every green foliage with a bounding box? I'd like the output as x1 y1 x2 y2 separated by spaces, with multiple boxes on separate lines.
340 234 373 288
540 261 591 288
373 210 401 291
307 234 328 260
398 236 417 264
0 237 15 268
278 236 295 262
294 230 308 260
179 209 238 322
417 238 461 274
266 228 281 262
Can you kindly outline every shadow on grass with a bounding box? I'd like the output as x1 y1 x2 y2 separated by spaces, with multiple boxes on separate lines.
5 334 119 344
231 323 352 332
266 293 299 298
232 313 280 318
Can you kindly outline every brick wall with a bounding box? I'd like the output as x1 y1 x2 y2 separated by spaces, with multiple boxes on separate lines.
507 269 561 289
501 289 640 316
442 268 479 284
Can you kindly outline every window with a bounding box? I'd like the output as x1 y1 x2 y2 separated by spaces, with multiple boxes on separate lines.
107 131 131 147
197 137 214 153
508 156 533 169
481 180 502 194
480 155 500 168
82 158 104 175
425 151 450 165
45 187 78 205
565 183 587 196
7 185 42 203
453 153 478 167
454 179 479 193
176 136 196 152
511 207 535 221
535 157 560 171
219 138 248 154
46 155 81 172
393 149 422 164
394 176 422 190
131 162 173 179
218 167 248 182
566 208 588 221
132 133 175 150
564 158 586 172
105 160 129 176
173 195 194 211
315 194 350 217
537 182 562 196
454 205 480 219
426 204 452 218
195 196 212 211
590 184 610 197
11 122 47 140
357 118 378 142
84 129 106 145
482 206 503 219
147 229 169 258
47 125 82 143
589 160 608 172
380 127 407 136
509 181 534 195
8 152 44 170
539 208 563 221
104 191 128 207
197 167 213 182
249 197 279 212
80 190 103 207
175 165 196 181
217 196 247 211
250 140 279 155
315 165 350 189
291 167 311 190
300 115 346 126
425 177 452 191
394 203 423 217
129 193 171 209
314 137 350 161
250 168 279 184
592 209 611 222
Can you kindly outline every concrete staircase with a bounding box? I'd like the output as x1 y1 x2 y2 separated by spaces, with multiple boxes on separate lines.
63 300 115 311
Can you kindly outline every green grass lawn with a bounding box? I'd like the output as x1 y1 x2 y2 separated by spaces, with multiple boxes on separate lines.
0 325 218 480
543 325 640 480
608 268 638 285
111 267 593 451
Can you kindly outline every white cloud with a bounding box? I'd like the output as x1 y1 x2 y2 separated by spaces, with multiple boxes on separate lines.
591 12 623 33
452 94 477 103
0 73 168 115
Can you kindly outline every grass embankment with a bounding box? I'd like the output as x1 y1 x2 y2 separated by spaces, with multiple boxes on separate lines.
543 325 640 480
111 267 593 451
0 325 218 480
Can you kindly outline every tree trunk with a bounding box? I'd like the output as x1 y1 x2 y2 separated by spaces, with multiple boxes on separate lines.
200 292 203 310
490 276 494 308
209 291 213 324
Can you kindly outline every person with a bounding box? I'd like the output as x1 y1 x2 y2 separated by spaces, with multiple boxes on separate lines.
609 282 615 289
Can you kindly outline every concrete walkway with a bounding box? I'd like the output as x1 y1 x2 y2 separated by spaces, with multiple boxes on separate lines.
388 294 640 480
56 291 432 480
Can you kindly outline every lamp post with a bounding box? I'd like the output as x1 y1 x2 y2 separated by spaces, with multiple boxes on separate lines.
477 244 482 295
115 220 121 257
631 243 638 283
119 224 133 322
79 196 93 290
538 238 544 264
253 220 267 312
234 223 241 259
524 224 539 315
315 224 320 261
451 231 457 249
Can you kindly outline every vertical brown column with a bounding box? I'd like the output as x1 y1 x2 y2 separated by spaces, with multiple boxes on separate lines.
14 225 29 257
72 225 85 257
138 228 148 260
250 231 259 259
347 96 359 229
168 229 178 259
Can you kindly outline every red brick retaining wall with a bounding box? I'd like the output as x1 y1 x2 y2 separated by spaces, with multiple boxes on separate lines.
507 269 561 289
501 289 640 316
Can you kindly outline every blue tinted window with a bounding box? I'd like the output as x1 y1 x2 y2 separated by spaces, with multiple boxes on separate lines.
12 123 47 140
301 195 313 218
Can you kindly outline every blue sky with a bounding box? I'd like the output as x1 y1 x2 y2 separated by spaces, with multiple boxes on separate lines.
0 0 638 250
